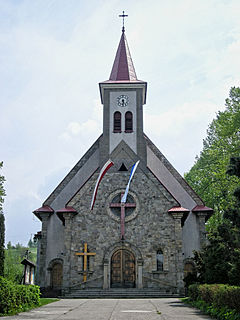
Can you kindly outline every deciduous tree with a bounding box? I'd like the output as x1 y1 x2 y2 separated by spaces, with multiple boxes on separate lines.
185 87 240 233
194 157 240 285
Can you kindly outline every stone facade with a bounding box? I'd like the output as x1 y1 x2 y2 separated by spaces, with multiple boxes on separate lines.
33 29 212 296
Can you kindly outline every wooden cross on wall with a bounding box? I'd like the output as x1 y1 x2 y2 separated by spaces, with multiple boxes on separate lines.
75 243 96 282
109 192 136 240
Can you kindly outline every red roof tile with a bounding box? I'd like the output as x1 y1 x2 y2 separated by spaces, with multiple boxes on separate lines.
192 205 213 212
33 205 54 213
56 206 77 213
56 206 78 225
168 206 189 213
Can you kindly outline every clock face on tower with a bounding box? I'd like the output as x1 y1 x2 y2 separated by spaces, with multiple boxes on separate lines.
117 95 129 107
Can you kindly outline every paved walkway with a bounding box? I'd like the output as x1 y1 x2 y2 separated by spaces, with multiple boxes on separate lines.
1 298 211 320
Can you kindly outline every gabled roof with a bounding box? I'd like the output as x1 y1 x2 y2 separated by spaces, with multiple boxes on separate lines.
109 31 137 81
145 134 205 210
43 135 102 210
21 259 36 268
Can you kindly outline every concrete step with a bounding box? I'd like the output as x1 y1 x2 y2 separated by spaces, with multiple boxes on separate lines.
62 288 182 299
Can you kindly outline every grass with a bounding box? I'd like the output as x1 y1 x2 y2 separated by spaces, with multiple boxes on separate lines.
38 298 60 307
0 298 59 317
180 297 240 320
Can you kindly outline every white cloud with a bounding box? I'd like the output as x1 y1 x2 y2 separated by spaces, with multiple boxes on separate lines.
1 0 240 245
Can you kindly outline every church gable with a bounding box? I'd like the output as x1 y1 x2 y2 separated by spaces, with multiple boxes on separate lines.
43 135 102 210
109 139 140 172
145 134 204 210
65 160 179 288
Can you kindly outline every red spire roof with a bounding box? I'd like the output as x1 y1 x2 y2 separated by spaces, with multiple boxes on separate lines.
109 31 137 81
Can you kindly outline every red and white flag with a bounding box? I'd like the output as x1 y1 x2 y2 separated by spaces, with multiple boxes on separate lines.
90 159 114 210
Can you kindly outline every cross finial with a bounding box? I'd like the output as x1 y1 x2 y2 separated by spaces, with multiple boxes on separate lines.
119 10 128 33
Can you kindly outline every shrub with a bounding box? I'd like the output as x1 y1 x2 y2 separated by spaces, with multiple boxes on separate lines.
188 283 240 314
188 283 200 301
0 276 40 315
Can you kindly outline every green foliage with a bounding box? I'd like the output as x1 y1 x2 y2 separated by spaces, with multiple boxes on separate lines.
0 161 6 277
0 213 5 277
185 87 240 233
193 156 240 286
187 284 240 319
4 242 37 283
0 276 40 315
185 298 240 320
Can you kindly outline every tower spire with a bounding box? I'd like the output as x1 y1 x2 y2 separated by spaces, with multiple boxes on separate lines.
109 13 137 81
119 10 128 33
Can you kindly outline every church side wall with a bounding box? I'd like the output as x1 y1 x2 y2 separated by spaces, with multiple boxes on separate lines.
42 149 100 289
45 214 65 286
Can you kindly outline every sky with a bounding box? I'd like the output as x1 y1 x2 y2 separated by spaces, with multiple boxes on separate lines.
1 0 240 246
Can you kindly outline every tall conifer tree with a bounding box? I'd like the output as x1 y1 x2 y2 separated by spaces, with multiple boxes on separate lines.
0 161 6 276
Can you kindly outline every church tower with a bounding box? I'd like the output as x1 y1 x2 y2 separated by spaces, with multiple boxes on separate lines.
99 28 147 164
33 16 213 297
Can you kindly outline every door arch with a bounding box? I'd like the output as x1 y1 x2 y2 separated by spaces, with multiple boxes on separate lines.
111 249 135 288
51 262 63 289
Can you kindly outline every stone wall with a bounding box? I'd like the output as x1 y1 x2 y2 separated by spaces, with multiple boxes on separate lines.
64 168 184 291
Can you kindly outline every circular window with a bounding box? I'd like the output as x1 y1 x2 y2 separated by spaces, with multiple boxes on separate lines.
107 190 139 222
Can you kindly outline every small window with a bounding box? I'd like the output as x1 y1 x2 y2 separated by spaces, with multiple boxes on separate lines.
114 112 121 132
125 111 133 132
157 250 163 271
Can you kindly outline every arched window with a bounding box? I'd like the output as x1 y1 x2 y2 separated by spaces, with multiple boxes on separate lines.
157 250 163 271
114 112 121 132
125 111 133 132
184 262 194 278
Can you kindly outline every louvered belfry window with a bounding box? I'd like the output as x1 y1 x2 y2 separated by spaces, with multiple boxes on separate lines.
114 111 121 132
125 111 133 132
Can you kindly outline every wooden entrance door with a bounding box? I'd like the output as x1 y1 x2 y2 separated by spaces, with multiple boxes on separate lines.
111 249 135 288
51 263 63 289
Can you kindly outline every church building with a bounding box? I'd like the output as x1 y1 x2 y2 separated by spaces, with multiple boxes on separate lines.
33 20 213 297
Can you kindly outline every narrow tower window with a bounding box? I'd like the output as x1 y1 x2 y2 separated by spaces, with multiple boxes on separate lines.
156 250 163 271
114 112 121 133
125 111 133 132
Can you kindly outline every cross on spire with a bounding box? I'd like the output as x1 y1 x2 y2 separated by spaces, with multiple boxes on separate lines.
119 10 128 33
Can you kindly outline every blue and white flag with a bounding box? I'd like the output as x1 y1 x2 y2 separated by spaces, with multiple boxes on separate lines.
121 160 140 203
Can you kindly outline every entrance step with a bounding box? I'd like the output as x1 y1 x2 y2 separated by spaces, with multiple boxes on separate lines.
62 288 183 299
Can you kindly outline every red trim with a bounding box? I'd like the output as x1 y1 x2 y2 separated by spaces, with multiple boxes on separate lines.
33 205 54 213
56 206 77 213
168 206 189 213
192 205 213 212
